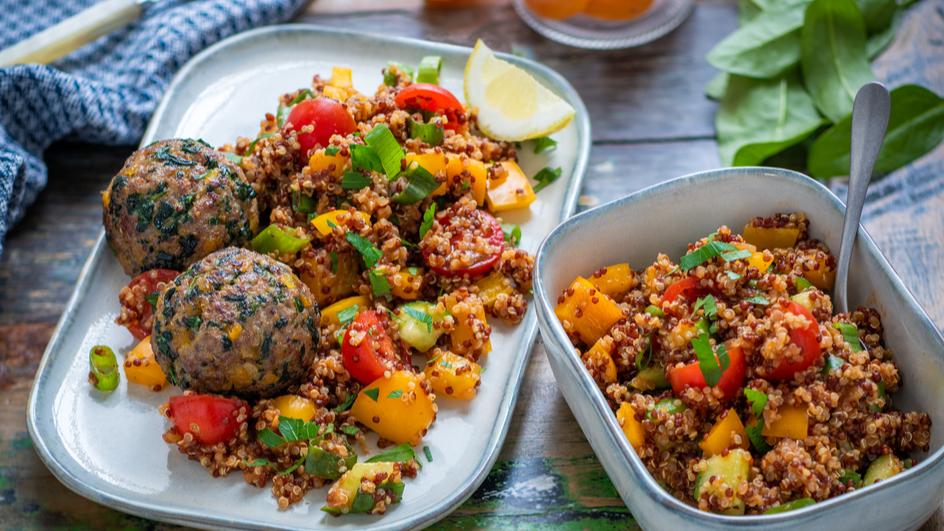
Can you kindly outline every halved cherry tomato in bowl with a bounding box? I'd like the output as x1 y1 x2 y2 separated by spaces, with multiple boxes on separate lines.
663 276 707 304
668 344 745 401
167 394 244 445
766 301 822 380
341 310 402 384
120 268 179 340
285 97 357 157
395 83 465 131
420 206 504 278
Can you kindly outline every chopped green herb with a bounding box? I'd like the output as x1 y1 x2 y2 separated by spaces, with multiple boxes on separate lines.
409 119 444 146
258 428 286 448
532 136 557 154
764 498 815 514
839 468 863 487
345 232 383 268
278 416 320 442
402 306 434 333
244 458 271 468
364 124 404 180
679 239 742 272
744 295 770 305
292 191 316 214
744 388 771 452
725 270 742 280
242 132 274 157
340 425 360 436
744 388 768 417
365 443 418 466
502 223 522 247
415 55 443 84
324 145 340 156
693 295 718 319
387 390 404 399
145 293 159 309
278 455 306 476
532 166 562 193
720 249 752 261
342 170 372 190
823 354 845 374
369 269 391 297
334 393 356 413
794 276 813 292
394 163 439 204
329 251 339 274
419 203 436 239
423 445 433 463
834 322 864 352
691 332 729 387
636 337 653 370
223 152 242 164
364 387 380 401
251 224 311 255
337 304 360 327
644 304 665 317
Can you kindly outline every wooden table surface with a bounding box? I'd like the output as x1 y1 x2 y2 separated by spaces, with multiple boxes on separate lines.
2 0 942 529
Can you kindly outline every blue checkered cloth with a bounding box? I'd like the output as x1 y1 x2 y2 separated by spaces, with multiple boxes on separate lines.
0 0 305 255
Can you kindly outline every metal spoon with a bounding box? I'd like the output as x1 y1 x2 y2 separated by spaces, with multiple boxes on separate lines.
834 82 890 314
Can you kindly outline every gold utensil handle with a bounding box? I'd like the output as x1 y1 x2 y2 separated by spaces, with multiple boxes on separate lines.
0 0 142 67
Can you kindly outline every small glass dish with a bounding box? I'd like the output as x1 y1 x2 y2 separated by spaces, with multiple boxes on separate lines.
513 0 694 50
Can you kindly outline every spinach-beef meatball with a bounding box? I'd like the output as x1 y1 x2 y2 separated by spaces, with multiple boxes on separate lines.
151 247 320 398
103 138 259 275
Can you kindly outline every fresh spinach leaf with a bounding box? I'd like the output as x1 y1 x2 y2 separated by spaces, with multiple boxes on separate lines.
808 84 944 178
707 5 807 79
705 72 729 101
800 0 874 123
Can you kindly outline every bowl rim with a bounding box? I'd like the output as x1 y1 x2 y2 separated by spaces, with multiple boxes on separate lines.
533 165 944 524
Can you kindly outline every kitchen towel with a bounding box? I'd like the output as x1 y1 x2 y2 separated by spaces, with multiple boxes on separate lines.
0 0 306 255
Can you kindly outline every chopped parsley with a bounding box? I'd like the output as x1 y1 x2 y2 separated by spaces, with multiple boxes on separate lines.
333 393 356 413
337 304 359 327
644 305 664 317
364 387 380 401
693 295 717 319
369 269 391 297
324 145 340 156
823 354 845 374
145 292 159 309
636 337 653 370
387 389 404 399
402 306 434 333
341 425 360 436
329 251 339 274
743 388 771 452
393 163 439 204
243 458 271 468
839 469 863 487
423 445 433 463
744 295 770 305
419 203 436 239
532 166 562 193
346 232 383 268
691 332 729 387
278 455 306 476
502 223 522 247
532 136 557 154
679 239 751 272
341 170 372 190
365 443 418 466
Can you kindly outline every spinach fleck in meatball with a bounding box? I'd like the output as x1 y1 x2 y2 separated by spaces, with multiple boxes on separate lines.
103 138 259 275
152 247 320 398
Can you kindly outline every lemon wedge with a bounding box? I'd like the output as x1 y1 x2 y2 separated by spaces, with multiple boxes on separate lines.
464 40 575 141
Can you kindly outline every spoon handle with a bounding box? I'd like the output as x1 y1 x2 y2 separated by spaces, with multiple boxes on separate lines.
834 82 890 314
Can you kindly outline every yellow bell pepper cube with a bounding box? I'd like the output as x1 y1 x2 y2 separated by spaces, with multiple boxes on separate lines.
762 403 808 440
321 295 370 327
424 351 482 400
390 268 424 300
700 408 750 456
555 277 624 346
405 153 487 205
443 292 492 356
329 66 353 88
802 256 836 291
743 224 801 250
123 336 167 390
587 263 635 298
322 85 348 101
350 370 436 446
474 271 516 308
616 402 645 450
485 161 536 213
746 251 773 274
308 150 347 178
584 335 618 384
272 394 317 422
310 209 371 236
299 251 359 306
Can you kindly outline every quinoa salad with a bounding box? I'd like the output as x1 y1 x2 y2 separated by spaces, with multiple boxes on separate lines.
94 48 574 516
554 213 932 515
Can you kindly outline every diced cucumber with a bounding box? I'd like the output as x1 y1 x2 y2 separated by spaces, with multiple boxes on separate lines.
694 448 751 515
863 454 903 486
647 397 686 420
322 462 404 515
305 443 358 480
790 291 814 312
393 301 448 352
630 365 669 391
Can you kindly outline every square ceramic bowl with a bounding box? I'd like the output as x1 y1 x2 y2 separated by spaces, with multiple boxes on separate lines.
533 167 944 530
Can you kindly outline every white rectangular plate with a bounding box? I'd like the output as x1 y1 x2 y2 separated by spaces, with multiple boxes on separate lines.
27 25 590 531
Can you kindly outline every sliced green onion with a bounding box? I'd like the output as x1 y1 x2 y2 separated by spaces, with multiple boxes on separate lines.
251 224 311 255
533 136 557 154
414 56 442 84
364 124 404 179
834 322 864 352
794 276 813 292
393 163 439 204
691 332 729 387
88 345 119 392
383 62 413 86
409 119 444 146
341 170 372 190
532 166 562 193
419 203 436 239
292 191 316 214
350 144 383 173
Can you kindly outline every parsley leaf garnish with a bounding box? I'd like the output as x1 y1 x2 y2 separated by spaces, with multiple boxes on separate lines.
532 166 562 193
346 232 382 268
258 428 286 448
691 332 729 387
744 295 769 305
334 393 356 413
145 293 159 309
369 269 391 297
533 137 557 154
387 389 404 399
342 170 372 190
680 239 749 272
337 304 359 327
743 388 771 452
364 387 380 401
423 445 433 463
693 295 717 319
341 425 360 436
324 145 340 156
365 443 418 467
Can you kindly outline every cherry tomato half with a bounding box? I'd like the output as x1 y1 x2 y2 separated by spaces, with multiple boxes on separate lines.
766 301 822 380
341 311 401 384
168 394 244 445
668 344 746 401
663 276 707 304
421 207 504 278
121 269 180 340
394 83 466 131
285 97 357 157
